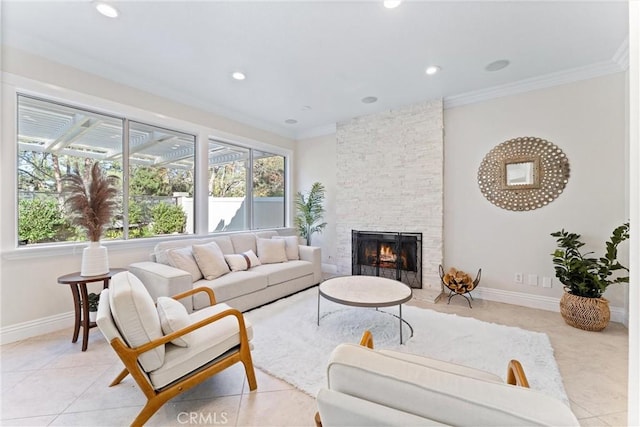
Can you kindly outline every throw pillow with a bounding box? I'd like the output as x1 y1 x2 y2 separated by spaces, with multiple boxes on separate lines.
256 238 288 264
156 297 190 347
243 249 261 268
192 242 230 280
272 235 300 260
224 254 249 271
166 247 203 282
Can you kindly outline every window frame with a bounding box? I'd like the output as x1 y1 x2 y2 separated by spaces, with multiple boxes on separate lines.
4 76 293 257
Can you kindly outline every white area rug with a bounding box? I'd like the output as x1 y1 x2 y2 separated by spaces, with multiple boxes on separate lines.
245 287 568 403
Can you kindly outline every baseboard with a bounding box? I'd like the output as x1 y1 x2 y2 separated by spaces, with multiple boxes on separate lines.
0 311 74 345
473 287 627 324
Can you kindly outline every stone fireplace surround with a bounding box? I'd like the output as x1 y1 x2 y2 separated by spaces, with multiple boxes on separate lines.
335 99 444 290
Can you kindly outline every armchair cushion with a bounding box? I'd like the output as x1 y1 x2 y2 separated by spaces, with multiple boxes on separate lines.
109 272 165 371
149 302 254 389
157 297 191 347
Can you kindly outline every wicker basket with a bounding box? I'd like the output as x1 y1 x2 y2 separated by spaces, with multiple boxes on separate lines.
559 292 610 331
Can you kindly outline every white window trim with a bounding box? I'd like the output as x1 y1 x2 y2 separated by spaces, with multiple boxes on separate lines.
1 72 294 259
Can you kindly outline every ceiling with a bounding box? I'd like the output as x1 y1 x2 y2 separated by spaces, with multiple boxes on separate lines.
2 1 629 140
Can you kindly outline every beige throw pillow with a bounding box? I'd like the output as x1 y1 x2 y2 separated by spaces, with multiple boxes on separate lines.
192 242 230 280
156 297 190 347
224 254 249 271
257 238 288 264
243 250 261 268
166 247 203 282
273 235 300 260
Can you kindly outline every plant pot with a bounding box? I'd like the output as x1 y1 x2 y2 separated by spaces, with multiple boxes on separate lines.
81 241 109 276
89 310 97 323
559 292 610 331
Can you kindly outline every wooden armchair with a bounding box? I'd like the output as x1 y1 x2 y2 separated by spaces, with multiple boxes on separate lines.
96 271 257 426
315 330 578 427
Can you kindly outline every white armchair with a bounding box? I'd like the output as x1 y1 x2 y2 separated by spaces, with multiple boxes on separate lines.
316 331 579 427
96 271 257 426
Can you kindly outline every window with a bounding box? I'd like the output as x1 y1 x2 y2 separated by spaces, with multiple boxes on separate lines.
17 95 196 245
252 150 285 229
208 142 286 231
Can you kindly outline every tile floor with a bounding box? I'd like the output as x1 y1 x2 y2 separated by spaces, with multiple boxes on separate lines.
0 288 629 426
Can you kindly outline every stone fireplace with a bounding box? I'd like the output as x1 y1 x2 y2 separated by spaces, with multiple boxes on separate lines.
335 99 443 290
352 231 422 288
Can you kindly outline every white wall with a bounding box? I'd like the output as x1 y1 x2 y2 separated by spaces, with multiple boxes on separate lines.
295 133 337 268
297 73 628 317
0 47 296 342
444 73 628 310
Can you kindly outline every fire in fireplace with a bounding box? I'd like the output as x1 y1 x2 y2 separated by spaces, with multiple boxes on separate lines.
352 230 422 288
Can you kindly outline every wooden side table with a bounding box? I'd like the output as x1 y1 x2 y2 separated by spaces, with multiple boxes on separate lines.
57 268 127 351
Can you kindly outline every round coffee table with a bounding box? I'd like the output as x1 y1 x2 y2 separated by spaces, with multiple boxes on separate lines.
317 276 413 344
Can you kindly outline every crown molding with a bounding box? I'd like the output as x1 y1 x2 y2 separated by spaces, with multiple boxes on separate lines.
444 59 626 110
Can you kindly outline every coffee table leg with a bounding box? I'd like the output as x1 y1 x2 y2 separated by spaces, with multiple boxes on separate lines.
399 304 403 344
317 291 320 326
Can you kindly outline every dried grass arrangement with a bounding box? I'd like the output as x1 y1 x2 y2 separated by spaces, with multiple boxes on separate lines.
62 162 119 242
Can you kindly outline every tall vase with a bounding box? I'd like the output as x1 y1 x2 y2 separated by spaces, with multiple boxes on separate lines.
81 241 109 276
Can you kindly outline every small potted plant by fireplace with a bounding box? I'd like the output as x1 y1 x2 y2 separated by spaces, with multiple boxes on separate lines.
550 222 629 331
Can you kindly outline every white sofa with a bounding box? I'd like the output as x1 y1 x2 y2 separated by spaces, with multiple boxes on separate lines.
129 230 321 312
317 343 579 426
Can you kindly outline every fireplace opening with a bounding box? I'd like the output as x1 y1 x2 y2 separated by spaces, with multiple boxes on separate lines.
352 230 422 288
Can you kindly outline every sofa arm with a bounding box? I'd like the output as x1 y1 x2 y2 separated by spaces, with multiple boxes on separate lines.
299 245 322 284
128 262 194 311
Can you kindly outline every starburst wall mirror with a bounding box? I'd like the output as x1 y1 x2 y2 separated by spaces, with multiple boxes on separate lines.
477 136 570 211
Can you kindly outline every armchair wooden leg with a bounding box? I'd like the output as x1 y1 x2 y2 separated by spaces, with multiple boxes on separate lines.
314 411 322 427
507 360 530 388
241 350 258 391
109 368 130 387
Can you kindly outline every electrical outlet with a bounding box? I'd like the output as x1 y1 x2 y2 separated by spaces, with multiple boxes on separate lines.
542 277 552 288
514 272 523 284
528 274 538 286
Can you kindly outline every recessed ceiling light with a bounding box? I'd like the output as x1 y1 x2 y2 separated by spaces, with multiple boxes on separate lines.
485 59 510 72
301 105 312 111
285 119 298 124
95 2 119 18
425 65 441 75
361 96 378 104
383 0 402 9
232 71 246 80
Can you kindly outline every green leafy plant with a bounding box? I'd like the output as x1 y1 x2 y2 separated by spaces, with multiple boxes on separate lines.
551 222 630 298
152 202 186 235
295 182 327 246
87 292 100 312
61 162 120 242
18 198 67 244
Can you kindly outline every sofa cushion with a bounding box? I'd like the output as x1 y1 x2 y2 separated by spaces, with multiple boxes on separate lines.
156 297 190 347
250 260 314 286
201 236 234 255
243 249 261 267
230 233 257 254
192 271 268 309
272 235 300 260
149 303 253 389
257 238 288 264
153 238 201 265
166 247 203 282
192 242 230 280
109 272 165 372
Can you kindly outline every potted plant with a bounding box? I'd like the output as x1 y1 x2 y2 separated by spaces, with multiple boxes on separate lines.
62 162 119 276
87 292 100 323
550 222 629 331
295 182 327 246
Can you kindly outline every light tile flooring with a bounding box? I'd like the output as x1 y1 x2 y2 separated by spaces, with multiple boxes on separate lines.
1 289 629 426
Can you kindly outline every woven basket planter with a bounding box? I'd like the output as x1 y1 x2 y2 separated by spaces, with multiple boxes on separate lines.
559 292 610 331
